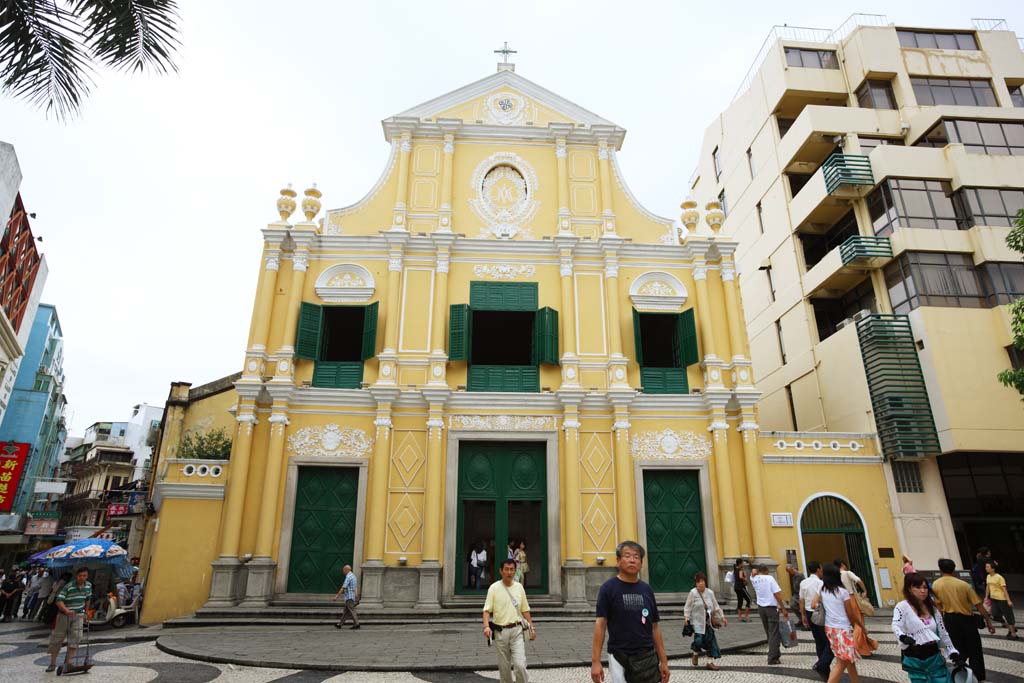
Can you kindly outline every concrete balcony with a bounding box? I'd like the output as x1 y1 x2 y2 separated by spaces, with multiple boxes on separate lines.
791 154 875 231
759 42 850 113
780 105 902 169
804 235 892 298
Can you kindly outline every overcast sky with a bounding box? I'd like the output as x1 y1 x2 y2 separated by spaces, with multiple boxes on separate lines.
1 1 1022 434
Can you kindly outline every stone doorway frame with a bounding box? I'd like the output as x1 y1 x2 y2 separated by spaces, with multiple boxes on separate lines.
443 429 561 603
274 456 370 596
634 458 720 599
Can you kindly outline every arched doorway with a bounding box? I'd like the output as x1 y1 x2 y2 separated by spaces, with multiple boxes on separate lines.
800 495 878 605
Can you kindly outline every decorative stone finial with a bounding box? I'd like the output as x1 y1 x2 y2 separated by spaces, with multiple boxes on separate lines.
277 184 297 222
302 184 322 222
680 200 699 234
704 201 724 234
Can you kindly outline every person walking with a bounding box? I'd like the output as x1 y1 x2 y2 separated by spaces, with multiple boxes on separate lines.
591 540 669 683
22 566 44 619
483 558 535 683
32 569 53 621
46 567 91 673
684 571 726 671
331 565 360 630
932 558 995 682
732 559 751 622
786 564 806 625
835 559 868 599
893 572 964 683
514 541 529 586
813 564 861 683
800 560 834 681
0 569 22 622
971 549 989 596
984 561 1017 640
903 555 916 576
470 542 488 590
751 564 788 665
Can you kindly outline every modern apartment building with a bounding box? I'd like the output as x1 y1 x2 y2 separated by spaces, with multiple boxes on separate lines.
692 15 1024 576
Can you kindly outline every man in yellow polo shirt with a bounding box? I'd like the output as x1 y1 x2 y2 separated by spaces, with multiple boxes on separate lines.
932 558 995 681
483 558 536 683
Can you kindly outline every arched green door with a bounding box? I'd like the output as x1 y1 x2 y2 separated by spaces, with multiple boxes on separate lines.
800 495 877 605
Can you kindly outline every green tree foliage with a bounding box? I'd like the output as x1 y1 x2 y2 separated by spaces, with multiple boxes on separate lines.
997 209 1024 400
0 1 181 118
178 427 232 461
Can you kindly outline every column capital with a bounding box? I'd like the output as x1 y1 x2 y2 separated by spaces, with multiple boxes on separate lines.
553 234 579 251
693 265 708 281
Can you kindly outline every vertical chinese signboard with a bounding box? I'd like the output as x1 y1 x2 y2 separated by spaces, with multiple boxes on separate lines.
0 442 29 512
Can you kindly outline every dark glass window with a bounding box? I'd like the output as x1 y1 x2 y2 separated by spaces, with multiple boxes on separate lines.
919 120 1024 156
892 460 925 493
713 146 722 180
765 265 776 301
747 147 755 178
756 202 765 235
884 252 985 313
777 117 796 138
897 30 978 50
776 319 786 364
856 79 897 110
811 278 877 342
784 47 840 69
718 189 728 217
953 187 1024 228
1008 345 1024 371
1010 83 1024 108
978 262 1024 305
859 136 904 152
800 209 860 269
788 173 813 198
911 77 997 107
867 178 958 235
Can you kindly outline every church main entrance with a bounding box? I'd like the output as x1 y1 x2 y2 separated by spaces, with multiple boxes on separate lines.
286 466 358 593
643 469 707 593
455 441 547 594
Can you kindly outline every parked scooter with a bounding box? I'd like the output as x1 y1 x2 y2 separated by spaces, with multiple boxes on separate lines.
87 591 137 629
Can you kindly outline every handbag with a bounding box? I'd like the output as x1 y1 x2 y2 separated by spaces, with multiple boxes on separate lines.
780 616 798 648
699 590 725 628
848 596 878 656
856 593 875 617
811 599 826 627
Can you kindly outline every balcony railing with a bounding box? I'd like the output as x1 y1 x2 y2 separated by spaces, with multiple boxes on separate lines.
823 153 874 194
60 489 105 507
839 235 893 265
855 314 941 460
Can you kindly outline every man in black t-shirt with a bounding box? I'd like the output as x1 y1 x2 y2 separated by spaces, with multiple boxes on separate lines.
590 541 669 683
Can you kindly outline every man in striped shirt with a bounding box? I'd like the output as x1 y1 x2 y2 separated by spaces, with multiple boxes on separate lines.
46 567 92 672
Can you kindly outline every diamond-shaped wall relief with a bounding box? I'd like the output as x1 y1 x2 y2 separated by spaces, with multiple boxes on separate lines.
581 434 612 488
386 493 423 552
392 432 425 488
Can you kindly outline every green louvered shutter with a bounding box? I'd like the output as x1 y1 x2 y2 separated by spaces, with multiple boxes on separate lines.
295 302 323 360
532 307 559 365
313 361 363 389
470 282 538 311
361 302 379 360
641 368 688 395
632 308 644 367
678 308 700 366
448 304 472 361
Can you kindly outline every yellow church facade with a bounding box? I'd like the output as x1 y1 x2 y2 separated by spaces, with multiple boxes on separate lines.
139 67 909 624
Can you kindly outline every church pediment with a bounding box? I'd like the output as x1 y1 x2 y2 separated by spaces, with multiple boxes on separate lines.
385 70 619 135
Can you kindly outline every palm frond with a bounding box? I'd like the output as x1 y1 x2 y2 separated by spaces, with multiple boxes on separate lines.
0 0 94 119
75 0 180 74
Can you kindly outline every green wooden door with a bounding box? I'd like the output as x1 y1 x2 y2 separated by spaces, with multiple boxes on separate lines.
800 495 878 605
456 442 547 594
287 467 358 593
643 470 706 592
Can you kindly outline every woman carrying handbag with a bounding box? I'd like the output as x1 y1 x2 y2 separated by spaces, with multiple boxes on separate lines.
813 564 875 683
893 572 964 683
683 572 727 671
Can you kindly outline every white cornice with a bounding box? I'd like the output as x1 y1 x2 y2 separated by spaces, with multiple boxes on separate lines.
762 455 884 465
445 392 562 412
632 394 711 412
382 120 627 148
289 388 377 407
153 483 224 509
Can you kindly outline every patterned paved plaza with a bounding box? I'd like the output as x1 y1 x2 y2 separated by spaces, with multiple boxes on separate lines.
2 618 1023 681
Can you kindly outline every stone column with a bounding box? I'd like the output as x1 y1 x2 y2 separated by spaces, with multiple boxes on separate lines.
272 246 310 379
429 235 454 384
596 139 617 235
739 410 771 561
601 240 629 388
240 397 290 606
360 395 396 607
243 242 282 381
708 407 740 559
555 136 571 234
416 397 447 608
721 261 746 362
438 134 455 232
560 396 588 607
610 398 637 541
379 234 407 383
554 235 579 388
392 133 412 231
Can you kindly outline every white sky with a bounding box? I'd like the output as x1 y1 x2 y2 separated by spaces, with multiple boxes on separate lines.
1 0 1022 434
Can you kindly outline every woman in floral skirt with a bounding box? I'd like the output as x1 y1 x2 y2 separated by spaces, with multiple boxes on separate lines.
813 563 861 683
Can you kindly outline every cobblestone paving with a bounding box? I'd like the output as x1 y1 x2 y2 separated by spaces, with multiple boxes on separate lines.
3 619 1023 681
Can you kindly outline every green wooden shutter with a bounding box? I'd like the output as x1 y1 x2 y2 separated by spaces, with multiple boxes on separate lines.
678 308 699 366
532 307 559 365
641 368 688 395
632 308 644 367
295 302 323 360
360 302 379 360
470 282 538 311
448 304 472 361
312 361 364 388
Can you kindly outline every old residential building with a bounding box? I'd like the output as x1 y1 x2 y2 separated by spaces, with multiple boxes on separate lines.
692 15 1024 577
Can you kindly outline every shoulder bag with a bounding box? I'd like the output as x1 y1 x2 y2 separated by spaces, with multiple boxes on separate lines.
502 583 531 633
811 596 826 627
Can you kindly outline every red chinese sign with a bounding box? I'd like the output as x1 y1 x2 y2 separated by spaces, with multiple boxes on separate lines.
0 442 29 512
107 503 129 517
